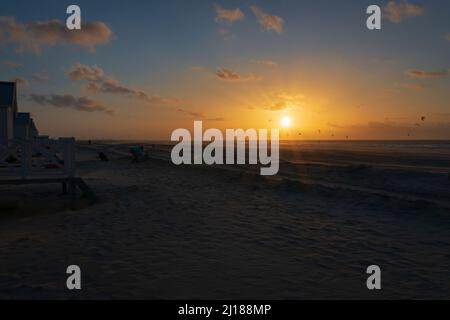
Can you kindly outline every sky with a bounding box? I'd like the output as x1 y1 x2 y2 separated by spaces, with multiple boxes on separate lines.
0 0 449 140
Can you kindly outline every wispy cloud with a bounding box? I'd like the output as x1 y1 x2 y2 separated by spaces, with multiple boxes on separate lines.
84 79 178 104
215 68 240 81
251 59 278 67
0 16 113 54
2 60 21 69
32 71 49 82
176 108 224 121
14 77 28 87
217 28 235 41
264 102 289 111
193 65 261 82
68 64 104 81
214 5 244 40
69 63 180 105
400 82 426 90
215 4 244 24
251 6 284 34
176 108 205 118
191 65 207 72
262 92 304 111
446 33 450 42
405 69 449 79
383 1 424 23
30 93 113 115
215 67 261 82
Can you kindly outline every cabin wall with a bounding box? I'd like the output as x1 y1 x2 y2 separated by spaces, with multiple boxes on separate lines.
14 121 29 140
0 107 14 145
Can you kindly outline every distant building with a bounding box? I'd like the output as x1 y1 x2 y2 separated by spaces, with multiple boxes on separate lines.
0 81 39 146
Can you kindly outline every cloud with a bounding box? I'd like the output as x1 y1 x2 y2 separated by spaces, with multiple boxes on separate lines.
30 93 113 115
262 92 304 111
264 100 301 111
176 108 224 121
191 65 207 72
214 4 244 40
251 59 278 67
217 27 235 41
447 33 450 42
83 79 177 104
69 63 179 105
68 63 104 81
405 69 449 79
14 77 28 87
264 102 289 111
191 65 261 82
176 108 206 118
215 67 261 81
2 60 21 69
383 1 424 23
400 82 426 90
215 5 244 24
216 68 240 80
251 6 284 34
0 16 113 53
32 71 49 82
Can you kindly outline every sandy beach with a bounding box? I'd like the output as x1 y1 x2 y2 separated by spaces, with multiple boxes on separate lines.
0 141 449 299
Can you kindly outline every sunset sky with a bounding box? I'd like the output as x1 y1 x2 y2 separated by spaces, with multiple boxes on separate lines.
1 0 449 140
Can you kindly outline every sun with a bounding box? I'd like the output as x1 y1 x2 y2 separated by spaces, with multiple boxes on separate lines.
280 116 292 128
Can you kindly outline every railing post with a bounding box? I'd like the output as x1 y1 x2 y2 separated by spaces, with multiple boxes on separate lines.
60 137 76 178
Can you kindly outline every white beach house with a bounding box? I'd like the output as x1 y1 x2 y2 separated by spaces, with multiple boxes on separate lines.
0 81 39 146
0 80 94 204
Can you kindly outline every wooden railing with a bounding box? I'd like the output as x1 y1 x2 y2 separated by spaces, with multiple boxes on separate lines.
0 138 75 180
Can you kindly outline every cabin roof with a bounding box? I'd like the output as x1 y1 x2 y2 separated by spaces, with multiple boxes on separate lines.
0 81 17 108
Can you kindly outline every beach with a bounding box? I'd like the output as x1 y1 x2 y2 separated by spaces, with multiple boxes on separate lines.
0 141 449 299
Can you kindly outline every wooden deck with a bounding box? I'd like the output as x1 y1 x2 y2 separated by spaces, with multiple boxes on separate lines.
0 138 97 207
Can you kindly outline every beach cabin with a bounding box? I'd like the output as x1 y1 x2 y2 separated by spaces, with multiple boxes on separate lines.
0 81 17 146
0 81 39 145
0 80 72 178
0 80 95 206
14 112 39 140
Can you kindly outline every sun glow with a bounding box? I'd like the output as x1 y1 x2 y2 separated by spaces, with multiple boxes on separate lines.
280 116 292 128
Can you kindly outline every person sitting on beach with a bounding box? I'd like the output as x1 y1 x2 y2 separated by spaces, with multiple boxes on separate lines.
98 152 109 162
130 145 148 163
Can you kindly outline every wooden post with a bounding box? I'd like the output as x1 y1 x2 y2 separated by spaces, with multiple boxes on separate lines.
59 138 77 209
60 137 76 178
20 140 31 179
